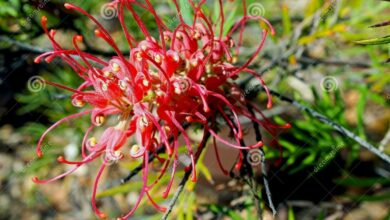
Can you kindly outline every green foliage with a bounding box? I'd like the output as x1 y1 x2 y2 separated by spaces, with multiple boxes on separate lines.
204 203 250 220
266 90 351 173
0 0 18 17
335 176 390 188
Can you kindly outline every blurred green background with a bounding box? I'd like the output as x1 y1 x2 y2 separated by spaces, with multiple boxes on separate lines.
0 0 389 219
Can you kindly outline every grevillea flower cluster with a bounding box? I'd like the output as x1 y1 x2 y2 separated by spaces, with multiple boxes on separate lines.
33 0 290 219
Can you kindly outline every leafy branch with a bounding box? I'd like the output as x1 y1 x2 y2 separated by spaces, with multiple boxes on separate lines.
247 85 390 164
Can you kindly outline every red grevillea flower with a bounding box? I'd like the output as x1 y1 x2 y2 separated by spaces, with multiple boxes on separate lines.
33 0 290 219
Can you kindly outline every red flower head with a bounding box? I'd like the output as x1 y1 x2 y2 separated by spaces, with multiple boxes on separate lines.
33 0 290 219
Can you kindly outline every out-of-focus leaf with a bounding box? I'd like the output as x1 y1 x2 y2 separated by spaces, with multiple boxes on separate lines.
282 4 291 36
298 24 347 45
245 200 255 220
96 182 143 199
179 0 193 25
279 140 297 152
304 0 321 17
198 163 213 184
226 210 243 220
345 191 390 202
355 35 390 45
334 176 390 187
185 193 195 220
205 204 243 220
368 72 390 91
316 210 326 220
302 154 316 165
222 4 237 35
288 206 295 220
15 154 54 176
0 2 18 17
356 87 367 139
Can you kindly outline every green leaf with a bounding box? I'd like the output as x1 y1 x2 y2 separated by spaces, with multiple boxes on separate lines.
96 182 143 199
282 4 292 36
355 35 390 45
279 140 297 153
288 207 295 220
185 193 195 220
316 210 326 220
356 87 367 139
222 5 237 35
198 163 213 183
344 191 390 202
226 210 243 220
13 154 54 177
334 176 390 187
0 2 18 17
302 154 316 165
179 0 193 25
384 209 390 220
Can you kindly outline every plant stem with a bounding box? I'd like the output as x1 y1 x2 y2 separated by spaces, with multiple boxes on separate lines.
161 130 210 220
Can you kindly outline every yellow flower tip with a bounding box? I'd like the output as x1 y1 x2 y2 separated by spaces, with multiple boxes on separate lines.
88 137 97 147
95 115 105 126
112 62 120 72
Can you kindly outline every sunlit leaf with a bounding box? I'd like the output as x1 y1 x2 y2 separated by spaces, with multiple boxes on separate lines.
355 35 390 45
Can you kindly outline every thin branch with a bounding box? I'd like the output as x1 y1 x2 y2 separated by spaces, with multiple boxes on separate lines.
0 35 92 64
296 56 371 68
161 131 210 220
0 35 47 53
241 176 263 219
287 200 342 209
222 112 261 217
120 146 165 184
247 105 277 216
258 148 276 215
226 103 273 219
0 35 127 57
121 123 189 184
249 85 390 164
3 37 370 77
161 169 191 220
239 144 264 219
